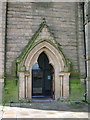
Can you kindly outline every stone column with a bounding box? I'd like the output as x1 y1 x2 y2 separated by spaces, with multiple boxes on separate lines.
27 75 32 100
25 71 30 99
60 75 63 97
59 72 70 99
19 72 25 99
25 76 28 98
55 69 60 99
63 72 70 99
59 72 64 98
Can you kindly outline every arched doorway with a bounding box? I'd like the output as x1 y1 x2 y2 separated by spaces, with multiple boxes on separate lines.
18 41 70 100
32 52 54 99
18 21 70 100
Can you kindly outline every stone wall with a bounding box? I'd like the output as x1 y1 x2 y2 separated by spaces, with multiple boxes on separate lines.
5 2 85 78
0 1 6 103
75 3 85 78
84 1 90 100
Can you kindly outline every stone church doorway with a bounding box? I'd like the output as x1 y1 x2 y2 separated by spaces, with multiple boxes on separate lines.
17 20 70 100
32 52 54 99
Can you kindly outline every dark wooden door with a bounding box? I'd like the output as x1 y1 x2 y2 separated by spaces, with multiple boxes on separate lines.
32 52 54 98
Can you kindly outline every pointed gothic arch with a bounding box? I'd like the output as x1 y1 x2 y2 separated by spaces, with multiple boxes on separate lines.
32 52 54 98
17 20 70 100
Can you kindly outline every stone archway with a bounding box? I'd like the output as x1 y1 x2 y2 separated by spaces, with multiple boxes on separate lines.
18 41 70 100
17 20 70 100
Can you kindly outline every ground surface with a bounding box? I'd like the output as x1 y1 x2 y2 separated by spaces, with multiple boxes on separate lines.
0 101 89 119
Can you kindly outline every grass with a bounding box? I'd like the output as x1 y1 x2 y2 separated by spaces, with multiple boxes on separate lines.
3 78 85 103
3 79 18 103
69 83 85 101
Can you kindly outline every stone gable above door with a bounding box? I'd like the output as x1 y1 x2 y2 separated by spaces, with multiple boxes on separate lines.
16 19 71 73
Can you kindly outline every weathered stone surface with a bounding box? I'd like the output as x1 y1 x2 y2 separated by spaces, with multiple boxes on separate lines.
0 2 86 100
4 2 85 77
0 1 6 104
7 3 81 74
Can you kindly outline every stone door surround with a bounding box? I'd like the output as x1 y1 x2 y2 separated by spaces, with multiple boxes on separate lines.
17 20 70 100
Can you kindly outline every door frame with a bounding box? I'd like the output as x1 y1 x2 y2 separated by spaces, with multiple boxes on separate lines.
32 64 55 99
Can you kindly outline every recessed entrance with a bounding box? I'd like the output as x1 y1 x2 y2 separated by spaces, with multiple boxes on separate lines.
17 21 70 100
32 52 54 99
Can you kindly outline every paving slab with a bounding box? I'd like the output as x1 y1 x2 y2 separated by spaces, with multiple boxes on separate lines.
2 107 88 118
0 101 89 119
0 106 3 120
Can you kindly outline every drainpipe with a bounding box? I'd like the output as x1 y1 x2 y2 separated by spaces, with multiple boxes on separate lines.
82 2 87 102
4 2 8 86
